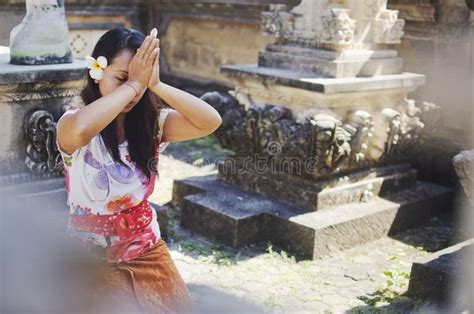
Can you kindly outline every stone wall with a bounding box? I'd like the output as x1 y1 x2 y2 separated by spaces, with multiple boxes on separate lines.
159 17 274 82
146 0 299 95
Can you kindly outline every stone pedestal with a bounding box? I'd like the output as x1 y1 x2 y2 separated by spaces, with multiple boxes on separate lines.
173 166 452 259
0 50 85 185
173 0 454 259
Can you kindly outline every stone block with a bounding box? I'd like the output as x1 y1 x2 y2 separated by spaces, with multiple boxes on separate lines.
453 149 474 204
407 239 474 305
173 173 453 260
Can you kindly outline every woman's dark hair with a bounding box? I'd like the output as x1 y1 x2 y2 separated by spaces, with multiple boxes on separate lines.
80 27 165 182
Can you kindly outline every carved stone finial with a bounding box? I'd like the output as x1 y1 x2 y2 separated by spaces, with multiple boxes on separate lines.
373 10 405 44
320 7 356 45
261 4 294 38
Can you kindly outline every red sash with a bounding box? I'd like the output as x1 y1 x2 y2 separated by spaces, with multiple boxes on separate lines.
69 199 158 263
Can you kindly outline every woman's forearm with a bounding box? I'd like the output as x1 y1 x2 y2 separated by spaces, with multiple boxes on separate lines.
150 82 222 130
75 82 139 141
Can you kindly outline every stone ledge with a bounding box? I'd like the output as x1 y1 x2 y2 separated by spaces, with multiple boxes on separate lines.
0 52 86 84
221 64 425 94
218 162 418 211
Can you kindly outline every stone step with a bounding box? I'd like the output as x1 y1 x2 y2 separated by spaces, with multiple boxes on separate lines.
172 173 304 211
217 162 418 211
258 49 403 78
174 175 453 259
173 174 308 219
291 181 453 258
407 239 474 305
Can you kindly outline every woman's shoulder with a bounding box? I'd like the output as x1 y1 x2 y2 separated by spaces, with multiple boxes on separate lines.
56 107 97 165
57 135 97 167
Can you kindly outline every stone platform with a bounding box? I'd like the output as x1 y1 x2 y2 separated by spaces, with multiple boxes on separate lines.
407 239 474 306
220 64 425 95
173 166 453 260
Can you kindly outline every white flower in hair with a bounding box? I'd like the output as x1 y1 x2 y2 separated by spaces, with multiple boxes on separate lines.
85 56 108 80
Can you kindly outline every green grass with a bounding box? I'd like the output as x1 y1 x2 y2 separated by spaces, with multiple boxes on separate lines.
171 134 234 157
265 241 307 263
357 255 411 307
172 236 241 267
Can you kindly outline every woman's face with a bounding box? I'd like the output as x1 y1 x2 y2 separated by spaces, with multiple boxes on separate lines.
97 49 146 113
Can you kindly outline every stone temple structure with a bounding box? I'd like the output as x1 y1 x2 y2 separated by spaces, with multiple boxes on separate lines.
174 0 454 260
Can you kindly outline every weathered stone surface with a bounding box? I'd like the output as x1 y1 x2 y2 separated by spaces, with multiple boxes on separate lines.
262 0 406 49
344 263 370 281
0 52 86 179
259 45 403 78
174 173 452 260
204 91 437 184
407 239 474 304
219 161 418 211
453 149 474 204
0 52 86 84
148 154 468 313
221 64 425 95
211 1 434 199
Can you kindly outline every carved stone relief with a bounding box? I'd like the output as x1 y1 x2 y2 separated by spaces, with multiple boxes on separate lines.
202 91 439 179
373 10 405 44
260 0 408 47
261 4 294 39
22 104 77 177
23 109 64 176
320 7 356 45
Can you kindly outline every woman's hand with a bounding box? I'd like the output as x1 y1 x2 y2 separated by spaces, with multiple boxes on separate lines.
148 29 161 88
127 28 160 91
